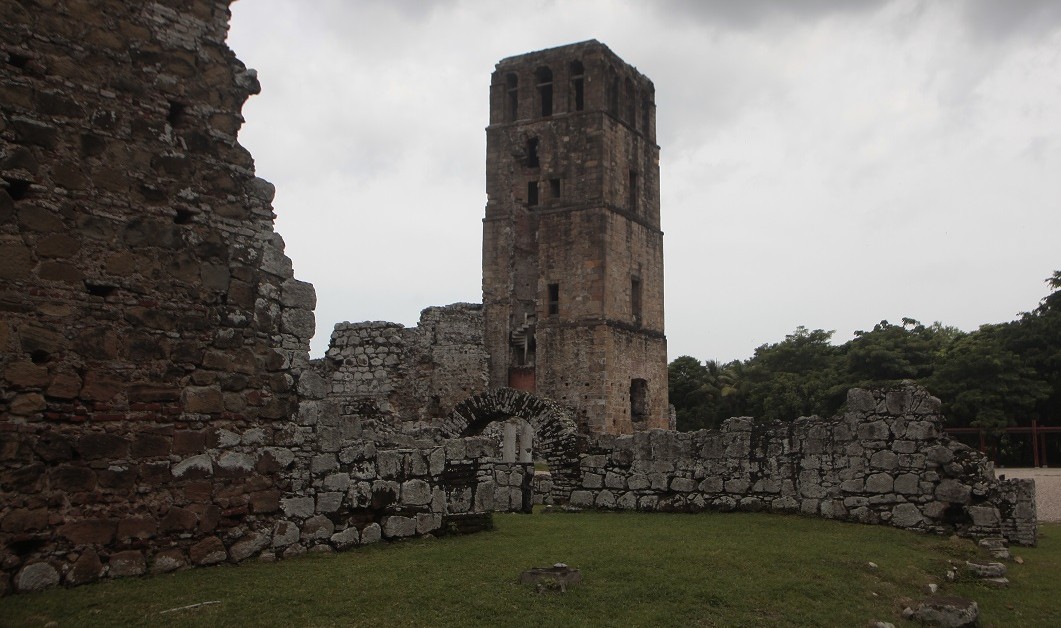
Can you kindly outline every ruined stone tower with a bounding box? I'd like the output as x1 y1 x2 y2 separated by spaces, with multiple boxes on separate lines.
483 41 669 435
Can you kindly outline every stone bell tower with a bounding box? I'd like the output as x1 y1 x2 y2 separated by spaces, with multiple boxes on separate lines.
482 40 669 435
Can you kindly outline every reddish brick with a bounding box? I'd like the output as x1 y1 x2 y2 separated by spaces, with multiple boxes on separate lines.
1 508 49 532
131 432 170 457
188 504 221 532
188 536 226 565
183 481 213 503
98 465 137 490
60 519 117 544
159 507 197 532
52 464 97 491
78 432 128 459
249 489 281 513
172 429 205 454
66 549 104 585
116 517 157 541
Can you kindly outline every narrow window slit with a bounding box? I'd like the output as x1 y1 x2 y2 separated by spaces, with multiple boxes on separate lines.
550 178 561 199
527 181 539 206
547 283 559 316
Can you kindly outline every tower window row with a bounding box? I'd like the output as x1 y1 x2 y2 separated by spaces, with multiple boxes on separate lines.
502 59 649 130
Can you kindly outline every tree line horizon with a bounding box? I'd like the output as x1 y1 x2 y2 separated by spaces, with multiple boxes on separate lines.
669 271 1061 444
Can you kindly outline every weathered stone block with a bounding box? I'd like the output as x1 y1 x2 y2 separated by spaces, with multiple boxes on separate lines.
61 519 117 544
865 473 894 493
16 562 59 592
968 505 1001 527
281 497 314 519
382 515 417 538
316 492 343 514
182 386 224 413
361 523 382 545
67 550 104 585
272 521 300 548
330 527 360 549
870 450 899 471
230 532 271 563
108 550 146 577
935 479 971 504
891 503 924 527
301 515 335 540
402 479 433 506
117 518 157 541
150 549 187 574
189 537 227 566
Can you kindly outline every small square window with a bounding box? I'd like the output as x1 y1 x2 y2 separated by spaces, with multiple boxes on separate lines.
550 178 561 198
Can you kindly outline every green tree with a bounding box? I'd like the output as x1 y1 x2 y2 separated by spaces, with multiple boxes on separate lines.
668 356 714 431
846 318 957 386
996 270 1061 422
926 324 1049 430
741 327 847 421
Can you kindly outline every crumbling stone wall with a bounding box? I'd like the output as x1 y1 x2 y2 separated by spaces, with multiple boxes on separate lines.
569 386 1037 545
318 303 489 431
0 1 316 593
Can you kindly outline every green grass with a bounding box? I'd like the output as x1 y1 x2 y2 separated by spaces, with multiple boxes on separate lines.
2 513 1059 627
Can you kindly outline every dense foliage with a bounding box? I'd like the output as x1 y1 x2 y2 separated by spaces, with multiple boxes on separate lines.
670 271 1061 432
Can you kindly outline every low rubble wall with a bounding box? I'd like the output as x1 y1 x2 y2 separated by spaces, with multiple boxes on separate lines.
571 386 1037 546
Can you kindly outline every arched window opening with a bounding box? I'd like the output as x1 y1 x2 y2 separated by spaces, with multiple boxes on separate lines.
505 73 519 121
535 66 553 117
569 60 584 111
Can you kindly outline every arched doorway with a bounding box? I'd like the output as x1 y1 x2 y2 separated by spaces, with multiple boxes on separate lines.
437 388 581 504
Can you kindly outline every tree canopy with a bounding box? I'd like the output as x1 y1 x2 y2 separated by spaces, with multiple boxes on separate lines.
670 271 1060 433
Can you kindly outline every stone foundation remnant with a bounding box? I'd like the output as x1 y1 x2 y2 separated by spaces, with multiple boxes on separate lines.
0 0 1036 597
569 386 1036 546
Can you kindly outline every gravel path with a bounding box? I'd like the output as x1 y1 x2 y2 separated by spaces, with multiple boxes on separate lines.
996 468 1061 522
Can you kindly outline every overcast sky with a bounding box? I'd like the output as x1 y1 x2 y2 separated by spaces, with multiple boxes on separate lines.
227 0 1061 362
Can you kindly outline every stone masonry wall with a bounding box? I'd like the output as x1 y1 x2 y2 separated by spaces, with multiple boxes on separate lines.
570 386 1037 546
318 304 489 432
0 1 317 593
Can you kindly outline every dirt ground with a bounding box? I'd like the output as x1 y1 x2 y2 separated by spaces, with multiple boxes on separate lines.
996 467 1061 522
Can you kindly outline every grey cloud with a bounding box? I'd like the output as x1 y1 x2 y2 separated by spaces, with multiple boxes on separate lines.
650 0 888 29
959 0 1061 42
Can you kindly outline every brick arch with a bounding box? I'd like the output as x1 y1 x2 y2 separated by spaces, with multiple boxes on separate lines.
438 388 581 502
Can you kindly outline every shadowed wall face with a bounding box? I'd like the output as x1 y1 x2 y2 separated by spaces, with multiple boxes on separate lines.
0 1 315 592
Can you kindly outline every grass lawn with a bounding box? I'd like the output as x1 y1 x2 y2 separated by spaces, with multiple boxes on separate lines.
2 512 1058 627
